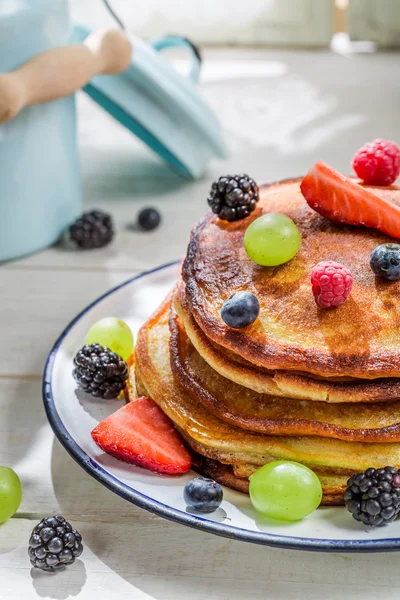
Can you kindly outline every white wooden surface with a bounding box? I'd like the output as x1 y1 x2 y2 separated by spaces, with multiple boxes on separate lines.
71 0 335 46
349 0 400 49
2 48 400 599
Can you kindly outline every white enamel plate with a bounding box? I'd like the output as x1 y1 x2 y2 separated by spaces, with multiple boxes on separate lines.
43 262 400 552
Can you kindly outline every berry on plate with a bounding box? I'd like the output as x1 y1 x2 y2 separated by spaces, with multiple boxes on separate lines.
244 213 301 267
138 207 161 231
344 467 400 527
86 317 133 361
73 344 128 399
221 291 260 329
300 161 400 239
370 243 400 281
249 461 322 521
91 396 192 474
208 174 259 222
29 516 83 572
70 210 114 249
311 261 353 308
184 477 223 513
352 139 400 186
0 467 22 523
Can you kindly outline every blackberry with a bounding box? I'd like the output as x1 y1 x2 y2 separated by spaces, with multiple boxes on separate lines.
73 344 128 399
28 516 83 572
344 466 400 527
370 244 400 281
70 210 114 249
208 174 259 222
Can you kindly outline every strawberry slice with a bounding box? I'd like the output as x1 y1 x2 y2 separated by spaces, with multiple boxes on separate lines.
300 161 400 239
91 396 191 475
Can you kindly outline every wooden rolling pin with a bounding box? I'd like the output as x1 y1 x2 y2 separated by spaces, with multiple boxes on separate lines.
0 29 132 123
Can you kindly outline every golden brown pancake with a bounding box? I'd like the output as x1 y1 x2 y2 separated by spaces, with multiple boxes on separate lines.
191 454 347 505
175 282 400 403
169 306 400 442
130 323 346 504
133 296 400 502
182 178 400 379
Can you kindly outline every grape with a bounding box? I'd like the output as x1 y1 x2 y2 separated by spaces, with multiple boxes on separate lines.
86 317 133 361
244 213 301 267
249 461 322 521
0 467 22 522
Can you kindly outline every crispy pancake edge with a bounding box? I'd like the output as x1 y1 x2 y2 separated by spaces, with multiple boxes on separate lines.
190 454 345 506
175 282 400 403
128 355 346 505
169 305 400 442
182 179 400 379
131 296 400 504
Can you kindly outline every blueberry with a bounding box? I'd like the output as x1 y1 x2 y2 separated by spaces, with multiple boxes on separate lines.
370 244 400 281
221 291 260 328
138 208 161 231
184 477 223 513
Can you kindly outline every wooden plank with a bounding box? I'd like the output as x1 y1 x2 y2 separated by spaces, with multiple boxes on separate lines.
0 270 132 376
0 377 152 520
3 518 400 600
71 0 335 46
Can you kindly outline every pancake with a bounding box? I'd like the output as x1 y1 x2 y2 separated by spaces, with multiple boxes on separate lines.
175 282 400 403
191 455 347 505
130 315 346 504
169 306 400 442
134 296 400 485
182 178 400 379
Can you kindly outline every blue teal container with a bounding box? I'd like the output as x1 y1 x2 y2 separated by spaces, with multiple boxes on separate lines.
0 0 81 262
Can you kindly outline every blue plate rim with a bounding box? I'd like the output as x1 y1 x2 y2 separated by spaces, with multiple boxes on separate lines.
42 261 400 553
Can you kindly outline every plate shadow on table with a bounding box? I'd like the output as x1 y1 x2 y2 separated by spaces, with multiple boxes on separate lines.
51 439 400 600
4 378 48 468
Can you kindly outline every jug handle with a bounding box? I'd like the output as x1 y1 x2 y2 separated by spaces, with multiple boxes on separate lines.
151 35 202 84
0 29 132 124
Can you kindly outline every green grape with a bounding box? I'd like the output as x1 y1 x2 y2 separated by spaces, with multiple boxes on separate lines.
0 467 22 523
244 213 301 267
86 317 133 361
249 461 322 521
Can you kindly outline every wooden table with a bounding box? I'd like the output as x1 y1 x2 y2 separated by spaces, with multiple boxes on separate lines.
2 48 400 599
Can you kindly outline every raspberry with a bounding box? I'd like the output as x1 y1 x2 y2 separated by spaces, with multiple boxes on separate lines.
311 261 353 308
352 139 400 186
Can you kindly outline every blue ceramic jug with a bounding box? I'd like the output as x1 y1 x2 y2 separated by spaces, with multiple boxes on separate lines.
0 3 227 262
0 0 81 262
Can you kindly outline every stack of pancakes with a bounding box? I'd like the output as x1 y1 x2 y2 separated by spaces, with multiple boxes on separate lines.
133 178 400 505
